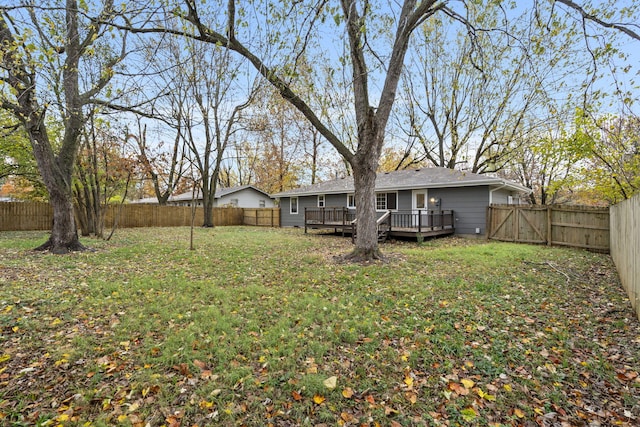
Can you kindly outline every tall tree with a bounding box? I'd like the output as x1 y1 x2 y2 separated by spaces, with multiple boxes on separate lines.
398 6 583 174
0 1 127 252
246 86 305 194
176 40 257 227
73 114 137 237
129 0 448 260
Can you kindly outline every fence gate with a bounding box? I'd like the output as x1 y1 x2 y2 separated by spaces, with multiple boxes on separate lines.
488 205 547 244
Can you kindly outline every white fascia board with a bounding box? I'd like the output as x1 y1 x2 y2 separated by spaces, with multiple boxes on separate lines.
276 179 531 197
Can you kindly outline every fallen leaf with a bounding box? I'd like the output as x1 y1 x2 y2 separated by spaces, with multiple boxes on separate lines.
342 387 354 398
313 394 325 404
340 412 355 422
404 375 414 387
477 388 496 401
514 408 525 418
323 376 337 390
291 390 303 401
461 378 475 389
405 391 418 404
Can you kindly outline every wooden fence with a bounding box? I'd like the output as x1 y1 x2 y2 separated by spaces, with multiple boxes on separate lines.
610 195 640 320
487 204 610 252
243 208 280 227
0 202 272 231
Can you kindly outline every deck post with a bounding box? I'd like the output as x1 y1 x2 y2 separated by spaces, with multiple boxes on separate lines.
304 207 307 234
418 210 422 233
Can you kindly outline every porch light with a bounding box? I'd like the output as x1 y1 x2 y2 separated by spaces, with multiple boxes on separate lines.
429 197 440 207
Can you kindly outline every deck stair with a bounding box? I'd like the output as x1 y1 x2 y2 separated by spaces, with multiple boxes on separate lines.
351 210 392 243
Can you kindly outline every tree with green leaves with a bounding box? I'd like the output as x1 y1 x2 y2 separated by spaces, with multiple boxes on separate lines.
0 110 41 192
0 1 128 252
575 112 640 204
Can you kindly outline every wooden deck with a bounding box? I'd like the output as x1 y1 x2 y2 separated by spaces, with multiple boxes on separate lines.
304 207 455 240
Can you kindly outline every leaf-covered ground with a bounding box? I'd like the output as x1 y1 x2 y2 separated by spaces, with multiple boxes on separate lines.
0 227 638 426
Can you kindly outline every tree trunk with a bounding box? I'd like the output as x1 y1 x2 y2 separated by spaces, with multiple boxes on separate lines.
349 159 382 261
203 201 214 228
29 123 86 253
346 115 384 261
35 188 85 254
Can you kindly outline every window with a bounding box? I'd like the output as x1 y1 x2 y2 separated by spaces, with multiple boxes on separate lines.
387 192 397 210
347 194 356 208
290 197 298 214
259 199 266 208
375 192 397 211
416 193 425 209
318 194 325 208
230 198 238 207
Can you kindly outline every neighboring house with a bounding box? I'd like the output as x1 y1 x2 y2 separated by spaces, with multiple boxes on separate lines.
133 185 275 208
272 167 531 237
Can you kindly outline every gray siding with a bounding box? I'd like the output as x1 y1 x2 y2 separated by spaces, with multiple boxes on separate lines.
325 193 348 207
280 185 520 235
426 186 489 235
280 196 319 227
398 190 412 210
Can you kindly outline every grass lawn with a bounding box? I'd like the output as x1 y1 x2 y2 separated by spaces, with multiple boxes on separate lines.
0 227 639 427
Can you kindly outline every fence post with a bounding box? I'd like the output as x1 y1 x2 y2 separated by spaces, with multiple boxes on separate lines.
486 206 491 240
547 206 552 246
513 206 519 242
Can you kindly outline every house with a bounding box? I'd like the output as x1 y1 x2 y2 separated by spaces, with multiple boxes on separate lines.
134 185 275 208
272 167 531 238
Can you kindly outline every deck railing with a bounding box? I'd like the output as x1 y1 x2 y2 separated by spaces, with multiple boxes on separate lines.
304 207 355 225
390 210 454 232
304 207 454 234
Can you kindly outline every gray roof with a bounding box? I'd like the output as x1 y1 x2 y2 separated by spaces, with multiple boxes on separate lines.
272 167 531 197
133 185 272 204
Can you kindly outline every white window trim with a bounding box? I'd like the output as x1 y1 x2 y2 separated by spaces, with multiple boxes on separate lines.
290 197 299 215
375 191 398 212
347 193 356 209
317 194 325 208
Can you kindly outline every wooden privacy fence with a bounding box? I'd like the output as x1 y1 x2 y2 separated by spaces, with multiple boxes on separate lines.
0 202 53 231
0 202 275 231
610 195 640 321
487 204 610 252
243 208 280 227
